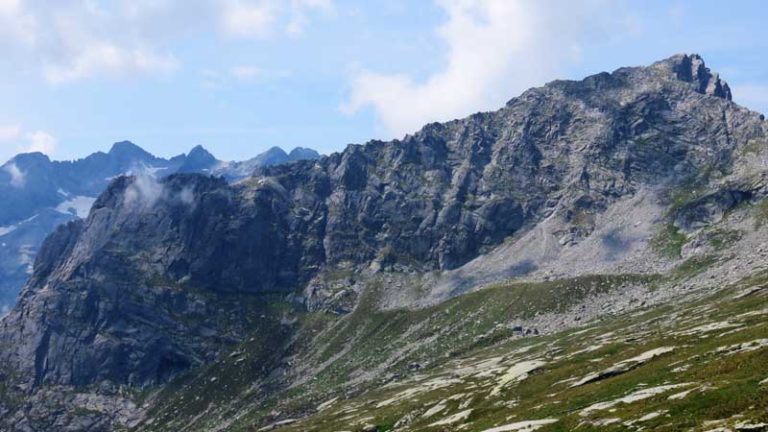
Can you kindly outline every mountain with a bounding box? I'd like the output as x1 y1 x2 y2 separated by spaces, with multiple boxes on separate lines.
2 54 768 431
176 145 218 173
212 146 321 180
0 143 322 314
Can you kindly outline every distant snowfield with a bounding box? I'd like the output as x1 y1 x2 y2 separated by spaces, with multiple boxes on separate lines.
0 214 40 237
55 196 96 218
0 225 16 237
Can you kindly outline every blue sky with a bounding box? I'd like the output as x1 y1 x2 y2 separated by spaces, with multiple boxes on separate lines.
1 0 767 163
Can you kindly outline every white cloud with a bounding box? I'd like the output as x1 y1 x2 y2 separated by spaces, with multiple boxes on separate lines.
0 126 56 163
343 0 625 137
230 65 291 82
123 170 165 210
0 0 36 45
0 0 181 84
220 0 333 39
286 0 334 36
1 0 332 84
221 0 279 39
22 130 57 155
3 162 25 188
179 186 195 206
44 42 178 84
123 169 197 212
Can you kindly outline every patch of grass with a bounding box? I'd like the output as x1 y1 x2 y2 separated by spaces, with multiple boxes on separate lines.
571 209 595 228
708 228 743 251
672 254 718 279
650 223 688 259
663 173 712 216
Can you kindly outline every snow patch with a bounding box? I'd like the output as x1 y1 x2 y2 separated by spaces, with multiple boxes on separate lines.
675 322 740 336
316 397 338 412
490 360 546 396
571 347 675 387
421 400 447 418
592 418 621 426
0 224 17 237
429 409 473 427
1 214 41 237
374 377 462 408
668 388 696 400
580 383 692 416
480 418 558 432
637 411 665 421
736 308 768 319
715 339 768 355
55 196 96 218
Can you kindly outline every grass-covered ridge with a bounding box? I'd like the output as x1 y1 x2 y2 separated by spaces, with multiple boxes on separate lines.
272 273 768 432
135 274 662 431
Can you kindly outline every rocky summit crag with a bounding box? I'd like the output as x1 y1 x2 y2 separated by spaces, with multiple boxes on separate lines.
1 54 768 431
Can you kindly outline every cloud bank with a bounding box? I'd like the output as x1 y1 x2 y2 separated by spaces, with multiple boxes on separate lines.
123 168 198 212
123 170 165 210
343 0 626 138
2 0 333 84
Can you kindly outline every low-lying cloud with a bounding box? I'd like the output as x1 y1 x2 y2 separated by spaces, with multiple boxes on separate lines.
3 162 25 188
122 168 197 212
123 170 165 210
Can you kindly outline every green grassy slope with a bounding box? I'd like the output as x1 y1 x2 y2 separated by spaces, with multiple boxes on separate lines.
270 272 768 432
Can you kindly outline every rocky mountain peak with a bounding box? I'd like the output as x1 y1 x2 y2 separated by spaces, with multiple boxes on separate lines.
178 145 218 172
187 144 214 159
255 146 290 164
655 53 732 100
105 141 161 169
5 152 52 169
288 147 321 161
108 140 152 157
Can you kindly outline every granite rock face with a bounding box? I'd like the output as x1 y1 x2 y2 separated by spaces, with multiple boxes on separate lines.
0 54 767 428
